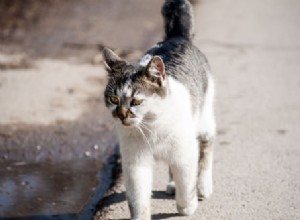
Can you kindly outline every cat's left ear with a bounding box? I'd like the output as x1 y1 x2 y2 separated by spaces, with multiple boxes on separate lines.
146 56 166 86
102 48 126 73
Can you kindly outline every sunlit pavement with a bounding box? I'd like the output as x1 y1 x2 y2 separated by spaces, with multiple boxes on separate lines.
95 0 300 219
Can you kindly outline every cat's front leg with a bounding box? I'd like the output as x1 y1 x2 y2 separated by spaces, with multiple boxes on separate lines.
122 147 153 220
171 141 199 216
124 162 152 220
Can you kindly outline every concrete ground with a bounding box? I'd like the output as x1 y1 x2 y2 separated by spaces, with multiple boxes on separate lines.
95 0 300 219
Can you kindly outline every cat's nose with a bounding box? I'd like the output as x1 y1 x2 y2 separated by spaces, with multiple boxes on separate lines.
117 106 128 121
116 106 134 125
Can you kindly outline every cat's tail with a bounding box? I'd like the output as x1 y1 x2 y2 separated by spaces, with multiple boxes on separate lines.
162 0 194 41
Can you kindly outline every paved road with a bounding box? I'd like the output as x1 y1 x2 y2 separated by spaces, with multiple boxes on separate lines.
95 0 300 219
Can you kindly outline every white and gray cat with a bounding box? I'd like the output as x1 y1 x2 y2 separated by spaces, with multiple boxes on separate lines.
102 0 216 219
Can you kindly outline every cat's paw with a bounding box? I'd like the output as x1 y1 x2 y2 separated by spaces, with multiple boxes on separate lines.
166 181 176 195
197 173 213 199
177 197 198 216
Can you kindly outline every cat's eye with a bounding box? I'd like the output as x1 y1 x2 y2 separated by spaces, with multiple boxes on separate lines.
109 96 119 105
131 99 143 106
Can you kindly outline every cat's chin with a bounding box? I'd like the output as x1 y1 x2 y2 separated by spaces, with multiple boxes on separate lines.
121 121 134 127
119 118 141 128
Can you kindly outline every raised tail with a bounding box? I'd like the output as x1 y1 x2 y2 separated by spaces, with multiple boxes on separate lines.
162 0 194 41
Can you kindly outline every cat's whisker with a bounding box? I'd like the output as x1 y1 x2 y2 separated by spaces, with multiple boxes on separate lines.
140 122 154 136
141 121 164 143
136 126 153 152
140 119 152 128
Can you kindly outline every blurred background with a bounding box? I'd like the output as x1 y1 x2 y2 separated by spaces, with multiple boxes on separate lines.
0 0 299 220
0 0 164 59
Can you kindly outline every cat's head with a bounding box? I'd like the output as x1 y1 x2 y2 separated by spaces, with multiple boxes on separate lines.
103 48 167 127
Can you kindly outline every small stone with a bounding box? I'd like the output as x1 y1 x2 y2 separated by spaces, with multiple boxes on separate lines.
84 151 91 157
20 181 29 186
36 145 41 151
93 144 99 150
67 88 74 94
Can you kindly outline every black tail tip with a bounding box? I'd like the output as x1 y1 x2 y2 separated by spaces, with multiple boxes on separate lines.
162 0 194 40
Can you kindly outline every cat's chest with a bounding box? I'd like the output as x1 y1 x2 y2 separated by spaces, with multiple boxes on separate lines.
144 128 178 153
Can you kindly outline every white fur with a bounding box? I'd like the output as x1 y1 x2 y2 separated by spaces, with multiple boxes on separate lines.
117 81 133 98
114 75 216 219
198 162 213 198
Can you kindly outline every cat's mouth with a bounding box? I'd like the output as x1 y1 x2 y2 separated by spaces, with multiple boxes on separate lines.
121 120 132 127
120 118 138 127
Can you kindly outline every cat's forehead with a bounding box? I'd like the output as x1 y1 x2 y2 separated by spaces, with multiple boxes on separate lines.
107 64 145 96
116 80 145 99
122 63 143 75
117 80 133 97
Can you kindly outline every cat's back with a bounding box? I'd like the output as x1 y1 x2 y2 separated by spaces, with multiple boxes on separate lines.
148 37 208 75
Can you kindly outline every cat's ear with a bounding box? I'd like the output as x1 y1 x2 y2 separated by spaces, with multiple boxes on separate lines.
102 48 126 73
145 56 165 86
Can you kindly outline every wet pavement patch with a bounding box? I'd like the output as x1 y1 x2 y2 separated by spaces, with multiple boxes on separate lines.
0 148 119 220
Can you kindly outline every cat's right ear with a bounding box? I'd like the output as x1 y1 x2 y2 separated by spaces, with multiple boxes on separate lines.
145 56 166 87
102 48 126 74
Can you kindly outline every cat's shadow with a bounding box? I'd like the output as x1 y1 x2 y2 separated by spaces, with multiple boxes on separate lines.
114 213 180 220
152 190 175 200
101 190 179 220
102 190 174 206
115 213 180 220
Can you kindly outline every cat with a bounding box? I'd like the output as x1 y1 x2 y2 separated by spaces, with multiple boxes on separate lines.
102 0 216 219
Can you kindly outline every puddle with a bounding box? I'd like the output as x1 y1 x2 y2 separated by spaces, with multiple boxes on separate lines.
0 149 119 220
0 79 119 220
